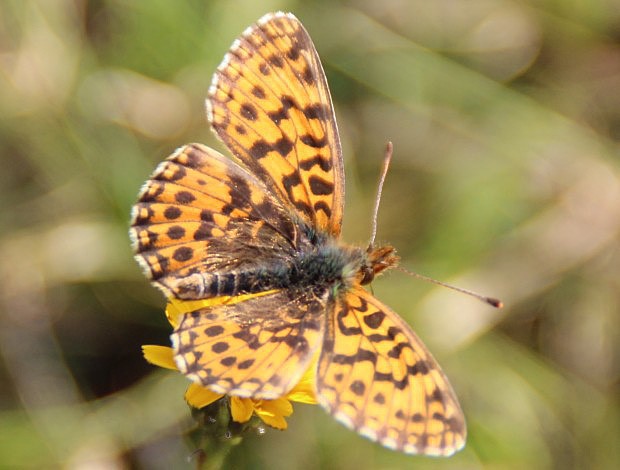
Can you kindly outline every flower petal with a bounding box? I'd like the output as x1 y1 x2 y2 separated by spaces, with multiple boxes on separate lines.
165 300 186 328
256 411 288 430
260 398 293 417
230 397 254 423
286 360 318 404
286 379 317 404
255 399 292 430
185 383 222 409
142 345 177 370
166 292 277 328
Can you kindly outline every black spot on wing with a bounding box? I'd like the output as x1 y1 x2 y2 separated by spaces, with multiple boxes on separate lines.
410 360 431 375
220 356 236 366
356 349 377 365
373 371 408 390
269 55 284 68
240 103 258 121
274 137 294 156
248 138 294 159
287 43 301 60
268 107 288 124
300 134 328 148
363 311 386 329
237 359 255 370
313 201 332 219
173 246 193 262
299 154 332 172
349 380 365 396
308 175 334 196
267 96 295 124
167 225 185 240
193 223 211 240
212 342 229 353
251 86 266 98
302 66 315 85
175 191 196 204
249 140 271 159
200 209 214 223
303 103 329 120
205 325 224 337
164 206 181 220
431 387 444 402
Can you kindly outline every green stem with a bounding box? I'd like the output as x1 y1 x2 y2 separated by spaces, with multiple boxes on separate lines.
186 398 261 470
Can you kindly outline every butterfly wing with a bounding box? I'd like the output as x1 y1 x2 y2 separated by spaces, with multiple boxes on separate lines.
208 12 344 236
172 288 328 399
130 143 300 299
316 286 466 456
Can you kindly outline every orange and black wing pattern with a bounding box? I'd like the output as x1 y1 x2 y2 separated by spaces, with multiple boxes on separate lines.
207 12 344 236
317 286 466 456
130 143 299 299
172 288 328 400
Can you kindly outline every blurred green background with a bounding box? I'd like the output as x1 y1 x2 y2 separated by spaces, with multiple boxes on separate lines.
1 0 619 468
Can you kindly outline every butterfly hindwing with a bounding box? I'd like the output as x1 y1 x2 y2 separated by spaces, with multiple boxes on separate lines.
208 12 344 236
172 288 328 399
316 286 466 456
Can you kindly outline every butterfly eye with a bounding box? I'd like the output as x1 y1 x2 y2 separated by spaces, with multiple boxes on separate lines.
358 264 375 285
366 245 399 278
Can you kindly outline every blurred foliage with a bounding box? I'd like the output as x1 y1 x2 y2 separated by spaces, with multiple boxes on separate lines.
1 0 619 468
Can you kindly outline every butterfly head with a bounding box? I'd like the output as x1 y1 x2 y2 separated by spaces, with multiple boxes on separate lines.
358 245 399 285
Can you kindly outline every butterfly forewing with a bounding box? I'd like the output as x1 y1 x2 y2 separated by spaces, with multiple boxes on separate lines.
207 12 344 236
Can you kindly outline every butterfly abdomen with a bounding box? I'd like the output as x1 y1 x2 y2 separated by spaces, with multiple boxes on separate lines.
172 270 273 299
172 244 363 300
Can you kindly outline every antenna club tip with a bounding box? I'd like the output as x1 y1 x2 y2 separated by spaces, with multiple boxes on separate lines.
486 298 504 308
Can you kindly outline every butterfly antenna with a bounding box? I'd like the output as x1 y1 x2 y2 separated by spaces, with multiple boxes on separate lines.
396 266 503 308
368 142 501 309
369 141 393 249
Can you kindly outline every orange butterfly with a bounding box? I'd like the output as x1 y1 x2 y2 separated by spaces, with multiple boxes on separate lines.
131 12 465 455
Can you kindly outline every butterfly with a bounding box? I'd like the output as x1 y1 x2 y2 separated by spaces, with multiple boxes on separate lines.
130 12 465 456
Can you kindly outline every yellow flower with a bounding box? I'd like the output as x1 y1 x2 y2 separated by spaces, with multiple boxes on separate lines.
142 344 317 430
